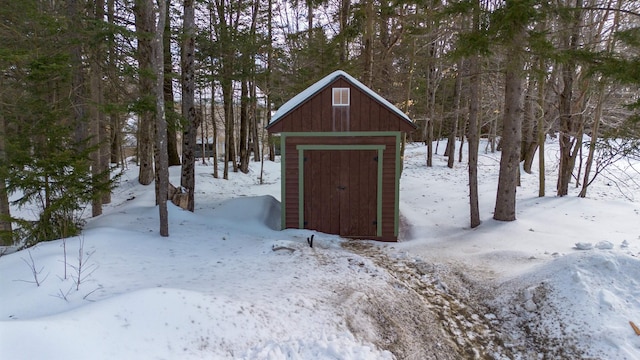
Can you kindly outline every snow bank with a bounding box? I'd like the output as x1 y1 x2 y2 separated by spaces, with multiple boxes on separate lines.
495 251 640 359
211 195 281 231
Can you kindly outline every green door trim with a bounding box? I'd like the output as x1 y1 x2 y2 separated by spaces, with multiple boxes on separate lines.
297 144 386 237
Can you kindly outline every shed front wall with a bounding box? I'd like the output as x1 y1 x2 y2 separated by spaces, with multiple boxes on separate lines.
281 133 401 241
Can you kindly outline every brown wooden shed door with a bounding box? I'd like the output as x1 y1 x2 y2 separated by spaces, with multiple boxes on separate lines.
303 149 378 237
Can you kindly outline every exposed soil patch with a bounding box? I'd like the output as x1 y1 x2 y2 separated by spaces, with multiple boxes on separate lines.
342 241 516 359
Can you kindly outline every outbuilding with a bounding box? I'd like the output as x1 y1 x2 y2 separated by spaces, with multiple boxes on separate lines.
266 70 416 241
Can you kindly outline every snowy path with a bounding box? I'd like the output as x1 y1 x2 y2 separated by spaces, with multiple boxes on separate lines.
342 241 511 359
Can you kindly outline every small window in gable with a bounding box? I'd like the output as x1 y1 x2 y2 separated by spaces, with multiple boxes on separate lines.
332 88 350 106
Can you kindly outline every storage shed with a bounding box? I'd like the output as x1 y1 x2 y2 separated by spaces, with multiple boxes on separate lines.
266 70 416 241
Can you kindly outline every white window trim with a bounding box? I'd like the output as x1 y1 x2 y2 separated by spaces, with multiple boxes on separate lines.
332 87 350 106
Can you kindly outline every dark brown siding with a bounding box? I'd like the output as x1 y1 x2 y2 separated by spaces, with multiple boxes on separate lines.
302 150 377 237
284 135 398 241
269 74 414 241
267 77 415 133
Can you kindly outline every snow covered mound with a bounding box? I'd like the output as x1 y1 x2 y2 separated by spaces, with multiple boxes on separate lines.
1 287 390 360
211 195 281 231
495 251 640 359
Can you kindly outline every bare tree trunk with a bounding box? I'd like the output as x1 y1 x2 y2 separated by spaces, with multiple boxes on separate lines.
489 114 497 153
425 35 438 166
107 0 123 168
90 0 106 217
250 79 260 162
579 0 620 197
435 101 444 154
94 0 112 206
68 0 87 148
135 0 155 185
467 9 481 228
0 113 12 245
164 0 181 167
208 6 219 178
521 76 537 174
338 0 350 63
447 62 463 168
153 0 169 236
579 88 604 198
200 101 208 164
230 111 237 173
426 119 434 166
267 0 275 163
247 0 259 164
458 118 465 163
110 114 122 166
211 82 219 179
180 0 197 212
494 25 525 222
239 79 249 173
213 0 236 177
224 84 238 175
306 0 313 35
89 77 103 214
537 58 546 197
363 0 374 87
557 0 583 196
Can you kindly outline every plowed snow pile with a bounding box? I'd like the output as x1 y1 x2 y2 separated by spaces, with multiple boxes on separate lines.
494 252 640 359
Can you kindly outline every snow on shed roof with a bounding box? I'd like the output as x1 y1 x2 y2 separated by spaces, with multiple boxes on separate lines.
268 70 412 126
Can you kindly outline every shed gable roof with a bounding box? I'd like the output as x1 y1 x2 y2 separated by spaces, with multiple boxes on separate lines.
267 70 414 130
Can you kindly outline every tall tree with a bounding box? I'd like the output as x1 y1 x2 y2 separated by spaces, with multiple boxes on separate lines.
556 0 584 196
493 0 528 222
362 0 375 87
521 75 537 174
164 0 181 167
0 110 11 245
181 0 197 212
239 79 250 173
537 56 547 197
423 0 442 168
467 0 482 228
579 0 628 197
212 0 241 179
89 0 108 217
134 0 156 185
446 60 464 169
153 0 169 236
1 0 112 244
338 0 351 63
238 0 260 173
106 0 126 168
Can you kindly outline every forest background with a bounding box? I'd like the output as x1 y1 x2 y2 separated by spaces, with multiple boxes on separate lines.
0 0 639 247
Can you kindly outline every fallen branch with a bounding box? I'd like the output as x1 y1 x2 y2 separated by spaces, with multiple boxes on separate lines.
631 321 640 336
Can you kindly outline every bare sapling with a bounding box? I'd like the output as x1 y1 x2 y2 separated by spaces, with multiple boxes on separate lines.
20 250 49 287
70 237 97 291
53 286 73 302
61 237 68 280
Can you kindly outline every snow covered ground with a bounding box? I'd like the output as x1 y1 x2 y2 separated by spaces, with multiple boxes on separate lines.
1 139 639 359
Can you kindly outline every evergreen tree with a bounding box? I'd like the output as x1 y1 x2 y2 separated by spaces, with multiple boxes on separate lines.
1 0 114 245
